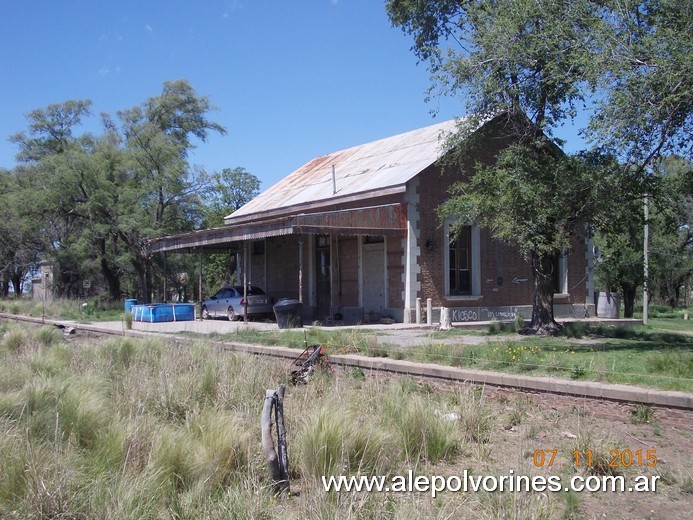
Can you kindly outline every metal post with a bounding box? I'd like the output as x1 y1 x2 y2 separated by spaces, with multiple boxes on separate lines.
298 236 304 303
643 193 649 325
198 249 203 320
243 241 248 323
163 252 167 303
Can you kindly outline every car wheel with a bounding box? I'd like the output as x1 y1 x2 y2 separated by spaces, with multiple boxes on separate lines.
227 307 239 321
201 306 209 320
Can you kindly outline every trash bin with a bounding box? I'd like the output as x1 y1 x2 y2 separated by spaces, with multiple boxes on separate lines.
124 299 138 313
273 298 303 329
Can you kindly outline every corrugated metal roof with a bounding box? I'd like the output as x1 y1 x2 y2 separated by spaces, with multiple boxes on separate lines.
225 118 462 224
149 204 408 253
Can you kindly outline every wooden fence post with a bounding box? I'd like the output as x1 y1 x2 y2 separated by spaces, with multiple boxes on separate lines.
274 385 289 489
260 385 290 496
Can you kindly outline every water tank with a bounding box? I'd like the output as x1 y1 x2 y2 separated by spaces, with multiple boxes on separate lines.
596 292 620 319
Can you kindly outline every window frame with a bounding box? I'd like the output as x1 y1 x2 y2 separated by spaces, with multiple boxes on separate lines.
444 220 481 299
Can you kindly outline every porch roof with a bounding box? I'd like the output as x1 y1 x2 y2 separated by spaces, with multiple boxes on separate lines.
148 203 408 253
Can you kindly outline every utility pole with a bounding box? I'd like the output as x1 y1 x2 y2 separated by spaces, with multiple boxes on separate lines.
643 193 649 325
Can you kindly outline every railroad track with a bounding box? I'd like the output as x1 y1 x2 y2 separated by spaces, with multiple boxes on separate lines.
2 313 692 412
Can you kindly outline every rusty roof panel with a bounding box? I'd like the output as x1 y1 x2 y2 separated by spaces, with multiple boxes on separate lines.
149 221 295 253
226 118 461 224
149 204 407 252
294 204 407 236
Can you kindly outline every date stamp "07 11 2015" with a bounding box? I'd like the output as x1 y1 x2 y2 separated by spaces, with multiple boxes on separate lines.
532 449 658 468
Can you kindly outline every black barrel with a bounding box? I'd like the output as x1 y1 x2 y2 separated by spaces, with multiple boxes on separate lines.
273 298 303 329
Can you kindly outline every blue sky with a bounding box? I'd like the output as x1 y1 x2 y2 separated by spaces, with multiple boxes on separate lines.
1 0 584 190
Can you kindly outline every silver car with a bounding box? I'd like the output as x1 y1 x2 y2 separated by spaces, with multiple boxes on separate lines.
201 286 274 321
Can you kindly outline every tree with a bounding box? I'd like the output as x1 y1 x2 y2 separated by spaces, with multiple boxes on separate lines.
9 100 95 297
649 157 693 307
440 139 625 331
388 0 609 333
0 168 44 296
593 216 645 318
10 100 93 162
594 157 692 314
587 0 692 170
202 167 261 228
201 167 262 293
7 80 226 302
387 0 691 332
116 80 226 301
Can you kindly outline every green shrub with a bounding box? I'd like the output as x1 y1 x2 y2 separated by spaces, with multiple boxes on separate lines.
148 426 196 493
630 404 655 425
27 344 72 377
101 336 136 370
189 411 252 489
36 326 63 347
488 319 502 334
396 395 458 463
57 377 112 450
296 405 394 479
297 406 350 478
1 328 28 353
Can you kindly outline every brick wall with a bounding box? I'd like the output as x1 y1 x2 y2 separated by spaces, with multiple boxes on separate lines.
264 235 300 300
334 236 359 307
414 127 590 313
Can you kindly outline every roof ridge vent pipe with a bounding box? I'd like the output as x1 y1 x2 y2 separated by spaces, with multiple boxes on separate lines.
332 165 337 195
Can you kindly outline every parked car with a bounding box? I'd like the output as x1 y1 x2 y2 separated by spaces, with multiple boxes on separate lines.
201 286 274 321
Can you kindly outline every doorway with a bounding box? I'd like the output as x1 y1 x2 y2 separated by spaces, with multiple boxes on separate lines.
315 235 331 320
362 236 386 317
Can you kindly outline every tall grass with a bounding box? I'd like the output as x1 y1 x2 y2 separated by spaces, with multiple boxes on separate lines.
452 386 495 444
387 393 459 464
3 322 689 518
296 405 395 479
0 296 125 321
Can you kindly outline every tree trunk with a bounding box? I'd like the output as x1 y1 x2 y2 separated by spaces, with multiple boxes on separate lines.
10 272 23 297
522 252 562 335
621 282 637 318
98 238 121 301
132 257 150 303
100 257 121 301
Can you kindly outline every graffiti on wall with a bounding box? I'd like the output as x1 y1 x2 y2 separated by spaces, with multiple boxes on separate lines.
450 306 519 322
